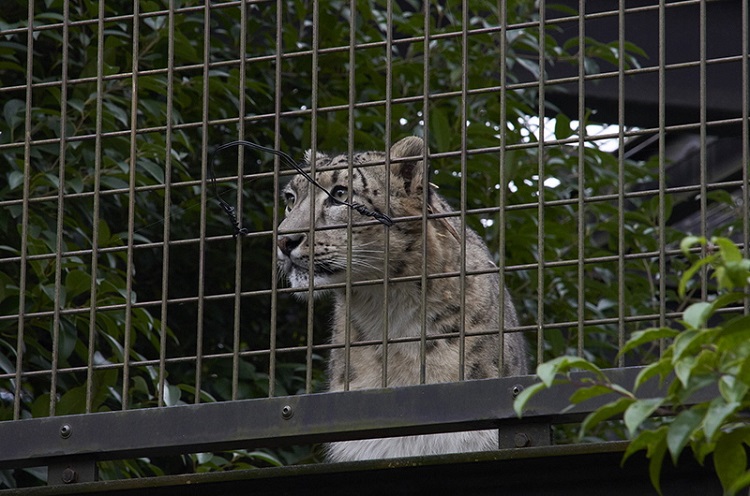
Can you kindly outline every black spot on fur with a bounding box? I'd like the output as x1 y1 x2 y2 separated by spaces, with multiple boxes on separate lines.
399 162 417 195
392 260 408 276
469 336 493 357
355 167 368 189
339 364 357 385
403 180 412 194
470 312 487 326
331 170 340 184
434 305 461 325
440 324 460 339
468 361 483 380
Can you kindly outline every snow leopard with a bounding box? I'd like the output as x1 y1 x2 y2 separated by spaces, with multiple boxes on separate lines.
276 136 528 462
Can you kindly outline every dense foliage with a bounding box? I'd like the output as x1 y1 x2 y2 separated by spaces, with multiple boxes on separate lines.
0 0 737 488
515 236 750 495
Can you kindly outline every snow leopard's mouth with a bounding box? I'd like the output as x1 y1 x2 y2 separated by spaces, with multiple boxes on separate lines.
313 261 340 276
280 258 341 279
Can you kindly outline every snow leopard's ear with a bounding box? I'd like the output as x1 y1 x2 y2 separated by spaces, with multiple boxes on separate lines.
389 136 426 196
303 149 328 165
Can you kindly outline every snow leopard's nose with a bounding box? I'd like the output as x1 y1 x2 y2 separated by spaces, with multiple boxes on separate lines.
277 233 304 257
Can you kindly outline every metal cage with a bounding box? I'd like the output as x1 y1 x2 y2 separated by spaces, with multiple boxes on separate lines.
0 0 747 493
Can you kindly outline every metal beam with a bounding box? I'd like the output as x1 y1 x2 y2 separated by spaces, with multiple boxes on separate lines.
7 443 722 496
0 367 709 470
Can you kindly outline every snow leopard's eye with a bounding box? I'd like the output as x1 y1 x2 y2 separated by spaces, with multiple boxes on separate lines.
283 191 296 210
330 185 349 203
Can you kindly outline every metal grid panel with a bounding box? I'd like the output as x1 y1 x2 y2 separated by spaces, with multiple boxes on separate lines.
0 0 748 486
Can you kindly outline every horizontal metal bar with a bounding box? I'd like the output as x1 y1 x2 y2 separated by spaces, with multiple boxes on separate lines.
4 441 724 496
0 367 712 469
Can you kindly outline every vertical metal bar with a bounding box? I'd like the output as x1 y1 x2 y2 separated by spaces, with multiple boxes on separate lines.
419 0 431 385
231 0 248 402
307 0 320 394
741 0 750 318
343 0 357 392
698 0 708 301
269 0 284 398
458 0 469 381
86 0 106 413
535 1 546 364
658 0 667 336
616 0 626 367
382 0 394 389
576 0 586 358
656 2 667 335
496 0 508 375
157 0 176 407
14 0 35 420
742 0 750 290
123 0 141 410
49 0 71 417
195 0 210 404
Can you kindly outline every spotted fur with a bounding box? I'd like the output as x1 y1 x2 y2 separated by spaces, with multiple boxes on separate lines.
277 136 528 462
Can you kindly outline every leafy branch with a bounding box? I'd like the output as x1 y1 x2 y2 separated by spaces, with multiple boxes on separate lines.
515 236 750 495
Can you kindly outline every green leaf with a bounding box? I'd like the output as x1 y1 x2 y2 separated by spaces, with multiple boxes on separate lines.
720 261 750 290
634 359 672 391
714 430 750 494
666 408 704 464
712 236 743 263
737 349 750 387
680 235 706 256
429 107 452 153
683 302 712 330
704 397 741 442
7 170 24 190
3 98 25 130
706 189 737 207
536 356 604 387
162 383 181 407
554 113 573 140
579 396 635 438
624 397 664 437
513 381 548 418
65 270 92 300
0 350 15 375
718 315 750 351
243 450 285 468
569 384 615 404
177 384 217 403
718 376 748 405
710 292 747 314
620 328 679 357
97 219 112 247
674 355 697 389
727 471 750 496
57 386 87 415
671 329 701 362
678 254 717 298
623 426 669 496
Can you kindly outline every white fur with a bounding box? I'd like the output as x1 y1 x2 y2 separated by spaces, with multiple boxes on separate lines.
327 430 498 462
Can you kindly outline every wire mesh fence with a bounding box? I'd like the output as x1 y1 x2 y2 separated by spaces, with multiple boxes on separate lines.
0 0 748 488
